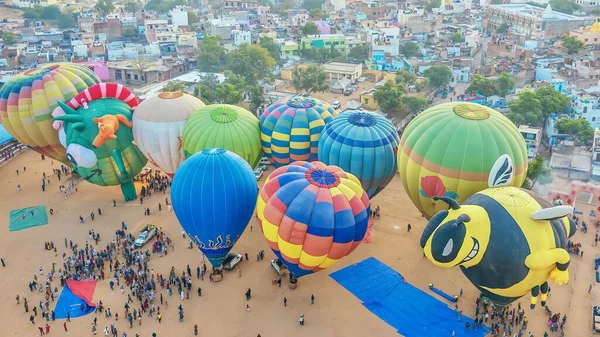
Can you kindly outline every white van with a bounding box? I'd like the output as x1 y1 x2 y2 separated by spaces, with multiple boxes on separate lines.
332 101 341 109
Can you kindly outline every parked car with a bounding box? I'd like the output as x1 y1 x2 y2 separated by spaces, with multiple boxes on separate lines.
332 100 341 109
134 224 157 248
260 157 271 165
270 259 288 276
223 253 243 271
254 167 264 181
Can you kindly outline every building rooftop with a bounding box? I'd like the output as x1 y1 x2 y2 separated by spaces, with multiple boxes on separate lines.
490 4 583 21
519 125 542 134
304 34 346 39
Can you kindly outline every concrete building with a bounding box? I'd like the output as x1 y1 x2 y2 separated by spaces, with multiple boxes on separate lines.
78 14 95 33
572 84 600 128
330 0 346 11
487 4 588 39
12 0 58 8
169 6 189 26
592 128 600 180
94 18 122 42
355 1 390 19
570 21 600 45
519 125 542 159
433 0 472 15
397 7 425 25
208 18 235 40
232 30 251 46
108 58 189 86
368 27 400 57
574 0 600 12
223 0 259 11
300 34 347 52
280 40 300 59
322 62 363 81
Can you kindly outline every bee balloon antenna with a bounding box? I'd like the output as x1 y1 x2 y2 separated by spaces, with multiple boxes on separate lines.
433 196 460 210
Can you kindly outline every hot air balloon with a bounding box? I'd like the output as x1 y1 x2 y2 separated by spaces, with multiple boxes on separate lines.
132 92 205 178
257 161 370 280
182 104 262 168
171 148 258 268
398 102 528 219
318 110 400 198
0 63 101 162
53 83 147 201
260 96 335 168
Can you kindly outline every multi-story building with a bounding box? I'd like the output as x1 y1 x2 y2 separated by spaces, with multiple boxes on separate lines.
570 21 600 45
13 0 58 8
487 4 588 39
572 84 600 128
232 30 251 46
208 18 236 40
223 0 258 11
574 0 600 12
94 18 122 42
592 128 600 180
78 14 95 33
279 40 300 59
109 58 188 86
169 6 189 26
300 34 347 53
323 62 363 81
355 1 391 19
368 27 400 57
330 0 346 11
518 125 542 159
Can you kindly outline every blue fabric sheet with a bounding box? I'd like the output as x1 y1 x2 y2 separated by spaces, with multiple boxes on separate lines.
330 257 490 337
430 285 458 302
54 286 95 319
0 123 14 146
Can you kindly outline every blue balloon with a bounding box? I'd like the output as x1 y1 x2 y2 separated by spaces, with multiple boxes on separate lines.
318 111 400 198
171 148 258 267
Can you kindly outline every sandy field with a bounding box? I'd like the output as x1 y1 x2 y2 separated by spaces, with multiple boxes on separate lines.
0 149 597 337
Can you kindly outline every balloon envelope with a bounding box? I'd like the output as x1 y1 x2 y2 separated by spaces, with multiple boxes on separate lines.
171 149 258 267
133 92 205 177
182 104 262 168
260 96 335 167
398 102 528 219
0 63 101 162
257 161 370 278
318 110 400 198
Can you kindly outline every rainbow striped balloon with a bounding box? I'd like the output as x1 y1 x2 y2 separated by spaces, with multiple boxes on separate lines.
0 63 100 162
257 161 370 278
260 96 335 168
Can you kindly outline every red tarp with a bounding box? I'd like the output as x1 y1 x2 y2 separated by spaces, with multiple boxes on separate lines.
66 280 96 306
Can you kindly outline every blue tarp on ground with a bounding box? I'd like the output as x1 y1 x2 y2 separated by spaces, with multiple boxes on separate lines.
0 123 14 146
54 283 95 319
330 257 491 337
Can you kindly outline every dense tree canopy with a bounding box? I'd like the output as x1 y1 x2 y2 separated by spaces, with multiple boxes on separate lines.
0 31 16 46
561 35 584 54
508 91 543 126
395 69 417 86
374 80 405 112
400 41 421 58
197 36 228 72
403 96 429 113
258 37 280 62
348 44 370 61
292 65 329 95
524 155 552 189
160 80 186 93
555 118 594 144
123 0 142 13
301 22 319 36
95 0 115 16
536 86 570 117
497 72 515 97
423 66 452 87
227 44 276 84
467 74 498 97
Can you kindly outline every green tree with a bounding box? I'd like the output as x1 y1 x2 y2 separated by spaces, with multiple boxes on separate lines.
227 44 276 84
561 35 584 54
122 26 138 39
467 74 498 97
536 86 570 122
23 7 43 19
301 22 319 36
215 83 244 104
549 0 581 14
400 41 421 58
279 0 295 10
160 80 186 93
415 78 430 92
145 0 185 13
508 91 543 126
188 12 199 25
491 0 503 4
57 13 76 29
554 118 594 144
373 80 405 112
348 44 369 61
302 0 322 10
496 23 510 34
95 0 115 16
395 69 417 86
197 36 227 72
291 64 329 95
309 8 326 18
42 5 62 19
497 72 515 97
451 32 464 43
403 96 429 113
0 31 16 46
425 0 441 11
258 36 280 62
423 66 452 87
123 0 142 13
302 48 341 63
525 155 552 189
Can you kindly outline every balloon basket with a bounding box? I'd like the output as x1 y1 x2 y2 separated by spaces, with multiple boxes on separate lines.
212 273 222 282
288 282 297 289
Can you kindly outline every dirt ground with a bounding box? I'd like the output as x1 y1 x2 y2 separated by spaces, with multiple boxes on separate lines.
0 149 596 337
0 6 23 19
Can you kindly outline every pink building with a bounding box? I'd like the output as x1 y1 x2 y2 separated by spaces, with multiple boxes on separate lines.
315 20 331 35
75 61 110 81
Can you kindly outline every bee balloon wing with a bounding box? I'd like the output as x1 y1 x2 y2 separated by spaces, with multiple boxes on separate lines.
488 154 514 188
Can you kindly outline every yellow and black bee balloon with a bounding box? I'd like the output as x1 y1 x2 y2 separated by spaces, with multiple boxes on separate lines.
420 155 575 309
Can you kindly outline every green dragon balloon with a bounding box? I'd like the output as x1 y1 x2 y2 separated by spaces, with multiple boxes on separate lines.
54 87 147 201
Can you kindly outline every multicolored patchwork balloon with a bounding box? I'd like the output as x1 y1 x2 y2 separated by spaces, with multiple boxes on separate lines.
0 63 101 162
182 104 262 168
257 161 370 278
398 102 528 219
260 96 335 167
318 110 400 199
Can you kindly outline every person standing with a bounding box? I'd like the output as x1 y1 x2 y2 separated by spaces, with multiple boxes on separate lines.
1 257 5 267
311 294 315 304
194 325 198 335
407 223 411 232
283 297 287 307
63 322 67 331
299 315 305 326
98 208 102 216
